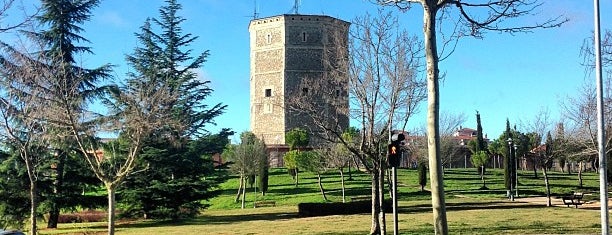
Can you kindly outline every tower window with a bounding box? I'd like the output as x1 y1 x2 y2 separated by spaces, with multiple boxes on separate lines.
302 32 308 42
266 33 272 44
265 89 272 97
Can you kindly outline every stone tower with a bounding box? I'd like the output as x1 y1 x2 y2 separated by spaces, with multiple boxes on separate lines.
249 14 349 149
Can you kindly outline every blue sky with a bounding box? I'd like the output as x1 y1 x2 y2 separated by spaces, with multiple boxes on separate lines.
16 0 611 141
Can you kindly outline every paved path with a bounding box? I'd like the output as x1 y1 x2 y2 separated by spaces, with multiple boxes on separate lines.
514 195 611 210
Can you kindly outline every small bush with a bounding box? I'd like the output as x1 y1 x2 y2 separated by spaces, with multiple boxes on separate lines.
298 200 392 217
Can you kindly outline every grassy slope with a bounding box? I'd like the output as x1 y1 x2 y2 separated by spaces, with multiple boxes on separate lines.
40 167 605 234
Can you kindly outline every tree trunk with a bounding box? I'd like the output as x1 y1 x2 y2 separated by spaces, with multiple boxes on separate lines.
578 162 583 188
480 166 486 188
317 173 328 201
48 150 66 228
106 183 117 235
543 167 552 207
29 178 37 235
340 169 346 203
241 176 247 209
253 177 257 208
347 160 353 180
378 164 386 235
370 173 381 235
24 152 37 235
235 175 243 203
295 169 299 187
532 159 538 178
423 3 448 234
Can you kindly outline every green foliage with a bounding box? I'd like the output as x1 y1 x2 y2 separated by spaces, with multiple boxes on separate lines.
224 132 267 175
285 128 309 150
283 150 300 170
467 139 478 154
119 130 231 220
258 151 269 195
418 162 427 191
475 111 487 152
471 151 489 169
39 148 103 224
296 151 325 174
258 168 269 195
487 139 503 156
0 151 29 230
116 0 230 220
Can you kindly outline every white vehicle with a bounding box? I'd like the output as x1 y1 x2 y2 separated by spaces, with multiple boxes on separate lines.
0 230 25 235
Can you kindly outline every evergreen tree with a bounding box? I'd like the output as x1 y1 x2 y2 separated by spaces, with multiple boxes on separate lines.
418 161 427 191
119 130 231 219
39 147 102 227
117 0 228 219
0 150 29 230
475 111 487 152
0 0 110 230
470 111 488 177
285 128 310 151
502 119 513 197
258 152 270 196
38 0 111 227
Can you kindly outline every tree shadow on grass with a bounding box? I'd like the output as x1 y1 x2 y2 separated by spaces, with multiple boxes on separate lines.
107 211 301 229
398 200 547 214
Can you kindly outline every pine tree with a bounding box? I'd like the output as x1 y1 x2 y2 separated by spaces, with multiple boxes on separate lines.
35 0 110 228
118 0 228 219
0 150 29 230
0 0 110 231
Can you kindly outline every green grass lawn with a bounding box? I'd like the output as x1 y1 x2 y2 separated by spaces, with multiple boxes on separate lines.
39 167 606 234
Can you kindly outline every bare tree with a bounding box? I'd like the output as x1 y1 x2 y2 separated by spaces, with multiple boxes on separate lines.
439 112 466 169
0 0 37 33
317 143 351 202
524 108 556 206
288 10 425 234
561 78 611 162
377 1 567 233
559 30 612 188
0 45 179 235
0 42 53 235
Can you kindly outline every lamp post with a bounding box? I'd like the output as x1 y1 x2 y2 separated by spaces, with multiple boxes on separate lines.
593 1 609 233
514 143 518 198
507 138 514 201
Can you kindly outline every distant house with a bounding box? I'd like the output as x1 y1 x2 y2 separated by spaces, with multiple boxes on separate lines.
400 126 495 169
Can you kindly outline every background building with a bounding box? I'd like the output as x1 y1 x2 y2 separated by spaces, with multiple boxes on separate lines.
249 14 350 166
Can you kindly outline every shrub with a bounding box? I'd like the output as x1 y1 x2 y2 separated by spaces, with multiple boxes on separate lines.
298 200 392 217
57 210 106 223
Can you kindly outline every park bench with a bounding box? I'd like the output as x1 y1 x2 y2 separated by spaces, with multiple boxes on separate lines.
562 192 584 208
254 200 276 208
350 195 371 202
